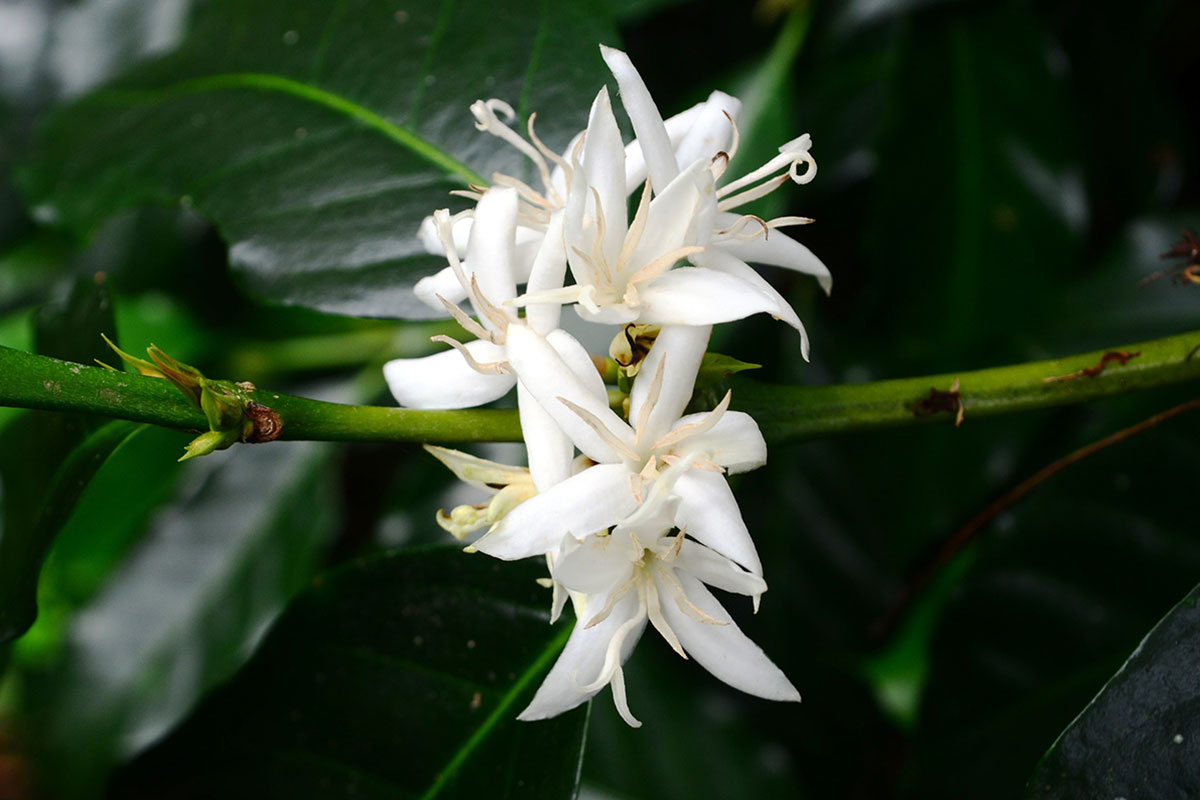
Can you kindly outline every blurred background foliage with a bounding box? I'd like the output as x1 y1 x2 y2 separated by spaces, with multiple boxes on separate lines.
0 0 1199 797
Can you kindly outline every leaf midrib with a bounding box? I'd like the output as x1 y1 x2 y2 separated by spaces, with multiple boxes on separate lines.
91 72 485 186
418 621 573 800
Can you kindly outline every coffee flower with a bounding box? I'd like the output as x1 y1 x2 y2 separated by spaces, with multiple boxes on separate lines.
472 324 767 586
519 527 799 727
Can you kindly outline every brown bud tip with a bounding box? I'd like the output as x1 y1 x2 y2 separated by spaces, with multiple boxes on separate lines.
244 401 283 442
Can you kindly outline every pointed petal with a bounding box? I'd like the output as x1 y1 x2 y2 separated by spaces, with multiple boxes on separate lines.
629 325 711 445
383 340 513 409
524 210 568 335
624 101 706 193
583 88 629 269
635 267 794 328
518 382 573 492
677 409 766 474
546 328 609 401
714 212 831 294
473 463 638 560
673 90 742 171
464 187 520 309
507 325 633 463
518 591 645 720
600 44 679 192
676 538 767 599
672 470 761 576
694 249 809 359
627 159 711 269
422 445 527 493
413 265 469 312
655 571 800 702
563 150 597 289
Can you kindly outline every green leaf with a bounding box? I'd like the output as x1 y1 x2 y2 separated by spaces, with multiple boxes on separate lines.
906 403 1200 800
860 5 1084 370
111 547 586 800
1026 581 1200 798
22 438 338 799
0 275 134 643
22 0 618 319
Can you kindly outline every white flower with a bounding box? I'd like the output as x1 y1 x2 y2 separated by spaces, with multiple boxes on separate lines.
519 527 800 727
383 186 578 490
472 323 767 584
421 445 537 539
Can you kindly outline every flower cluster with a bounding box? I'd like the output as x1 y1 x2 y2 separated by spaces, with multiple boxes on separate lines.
385 46 829 727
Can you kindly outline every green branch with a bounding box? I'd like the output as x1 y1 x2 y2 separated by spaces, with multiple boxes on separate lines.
2 330 1199 448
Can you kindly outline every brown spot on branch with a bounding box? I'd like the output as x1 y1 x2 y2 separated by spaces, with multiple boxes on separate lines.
912 378 964 427
244 401 283 443
1043 350 1140 383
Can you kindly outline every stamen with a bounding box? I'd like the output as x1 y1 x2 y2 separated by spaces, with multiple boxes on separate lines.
526 112 568 205
633 357 666 446
507 284 585 308
646 575 686 658
468 275 512 334
724 111 740 161
717 134 813 196
714 214 770 240
717 173 791 212
491 173 554 211
573 604 646 693
429 334 512 375
624 245 706 292
658 567 727 626
711 150 730 181
584 575 639 629
652 389 732 452
470 99 556 195
557 396 640 462
617 181 653 273
589 187 614 283
448 189 485 202
436 294 496 344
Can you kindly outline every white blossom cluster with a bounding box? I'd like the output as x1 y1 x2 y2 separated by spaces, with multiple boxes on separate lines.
384 46 829 727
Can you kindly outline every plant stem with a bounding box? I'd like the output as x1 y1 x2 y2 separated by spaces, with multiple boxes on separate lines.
2 330 1200 446
726 331 1200 443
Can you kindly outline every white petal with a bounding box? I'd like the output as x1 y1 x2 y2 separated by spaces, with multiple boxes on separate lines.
693 249 809 359
627 159 711 269
422 445 527 494
417 213 471 257
582 88 629 269
672 470 761 576
507 325 633 463
383 340 513 409
473 463 638 560
677 409 766 474
714 212 832 294
600 45 679 192
629 324 711 445
524 210 568 335
553 531 639 595
563 151 597 289
624 101 706 193
673 91 742 171
518 590 645 720
655 571 799 702
635 267 794 327
518 382 573 492
676 538 767 599
413 265 469 312
464 187 520 309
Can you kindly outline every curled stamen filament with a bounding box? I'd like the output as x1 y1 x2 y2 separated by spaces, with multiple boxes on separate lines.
470 98 556 196
715 133 818 211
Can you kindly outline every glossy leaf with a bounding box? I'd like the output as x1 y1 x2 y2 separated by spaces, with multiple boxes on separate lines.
112 547 586 800
907 405 1200 800
24 439 338 799
1027 580 1200 798
0 276 134 643
21 0 617 319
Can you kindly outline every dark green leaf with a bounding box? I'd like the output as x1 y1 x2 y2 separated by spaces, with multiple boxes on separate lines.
861 5 1084 370
907 403 1200 800
22 0 618 319
1027 581 1200 799
0 275 133 643
113 547 586 800
23 438 338 799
